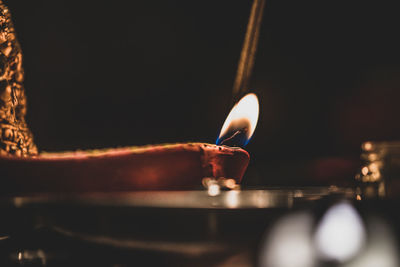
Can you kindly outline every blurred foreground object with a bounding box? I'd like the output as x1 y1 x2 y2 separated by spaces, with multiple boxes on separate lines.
258 201 399 267
0 1 37 156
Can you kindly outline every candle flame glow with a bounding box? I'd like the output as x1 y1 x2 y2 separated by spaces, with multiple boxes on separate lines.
216 93 259 147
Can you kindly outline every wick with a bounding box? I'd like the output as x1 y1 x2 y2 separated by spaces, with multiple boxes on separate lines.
219 129 248 147
232 0 266 100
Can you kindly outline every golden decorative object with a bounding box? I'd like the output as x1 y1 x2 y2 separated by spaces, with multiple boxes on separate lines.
0 1 37 156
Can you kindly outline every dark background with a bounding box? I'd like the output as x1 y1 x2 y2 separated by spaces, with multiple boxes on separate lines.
5 0 400 185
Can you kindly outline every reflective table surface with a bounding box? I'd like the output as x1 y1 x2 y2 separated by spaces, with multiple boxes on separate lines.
7 186 354 209
0 187 359 266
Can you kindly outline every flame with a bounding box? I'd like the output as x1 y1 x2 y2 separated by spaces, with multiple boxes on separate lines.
216 93 259 147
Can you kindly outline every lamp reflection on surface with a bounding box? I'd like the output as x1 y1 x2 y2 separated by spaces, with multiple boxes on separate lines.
314 202 366 263
225 190 240 208
259 212 315 267
207 183 221 196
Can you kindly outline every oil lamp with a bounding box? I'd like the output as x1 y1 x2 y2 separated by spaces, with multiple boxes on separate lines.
0 0 267 195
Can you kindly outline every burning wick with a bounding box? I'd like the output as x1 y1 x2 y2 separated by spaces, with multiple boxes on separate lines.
216 93 259 148
218 129 249 147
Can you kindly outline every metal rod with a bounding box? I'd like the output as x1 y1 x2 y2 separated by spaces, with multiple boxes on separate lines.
232 0 266 99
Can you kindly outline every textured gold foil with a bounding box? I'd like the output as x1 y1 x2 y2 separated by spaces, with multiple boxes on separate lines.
0 1 37 156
